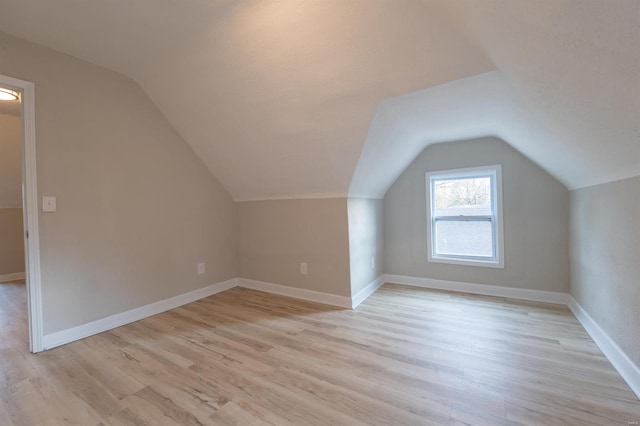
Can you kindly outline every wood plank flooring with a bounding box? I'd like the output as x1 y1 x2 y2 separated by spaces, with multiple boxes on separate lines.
1 281 638 425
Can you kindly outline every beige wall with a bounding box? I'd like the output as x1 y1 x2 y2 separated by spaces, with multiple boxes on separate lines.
0 32 237 334
0 208 24 276
0 111 25 277
570 176 640 367
237 198 351 297
384 137 570 292
0 112 22 208
347 197 384 295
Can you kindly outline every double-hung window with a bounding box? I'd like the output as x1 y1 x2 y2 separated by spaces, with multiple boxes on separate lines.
426 165 504 268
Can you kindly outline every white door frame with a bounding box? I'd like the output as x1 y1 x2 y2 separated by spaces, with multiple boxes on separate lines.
1 73 44 353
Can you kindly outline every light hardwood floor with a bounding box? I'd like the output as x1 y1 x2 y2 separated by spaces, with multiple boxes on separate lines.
0 281 638 425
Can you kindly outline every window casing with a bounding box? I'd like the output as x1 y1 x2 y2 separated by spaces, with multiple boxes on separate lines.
426 165 504 268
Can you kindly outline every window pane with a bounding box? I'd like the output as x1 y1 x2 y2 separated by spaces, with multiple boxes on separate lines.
434 177 492 216
435 220 493 257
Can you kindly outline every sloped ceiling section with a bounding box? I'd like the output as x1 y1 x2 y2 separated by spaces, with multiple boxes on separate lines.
350 71 506 198
0 1 638 200
445 0 640 191
0 0 492 200
353 0 640 197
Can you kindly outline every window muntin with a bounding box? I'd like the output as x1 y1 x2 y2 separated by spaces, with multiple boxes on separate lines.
427 166 504 268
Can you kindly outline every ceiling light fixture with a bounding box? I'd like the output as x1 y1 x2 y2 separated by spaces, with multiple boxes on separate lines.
0 88 20 101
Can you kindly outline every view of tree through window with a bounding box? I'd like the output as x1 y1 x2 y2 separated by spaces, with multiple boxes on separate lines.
434 177 491 216
428 168 502 266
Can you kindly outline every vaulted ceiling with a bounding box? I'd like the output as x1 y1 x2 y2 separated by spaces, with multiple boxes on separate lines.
0 0 638 200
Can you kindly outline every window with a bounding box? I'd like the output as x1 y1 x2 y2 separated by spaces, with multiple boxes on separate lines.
426 165 504 268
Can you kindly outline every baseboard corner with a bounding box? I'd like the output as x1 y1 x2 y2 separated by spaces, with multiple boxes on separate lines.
351 275 385 309
237 278 352 309
0 272 26 283
567 296 640 400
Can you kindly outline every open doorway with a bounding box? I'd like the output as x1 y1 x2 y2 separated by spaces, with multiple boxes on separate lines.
0 74 43 353
0 85 27 351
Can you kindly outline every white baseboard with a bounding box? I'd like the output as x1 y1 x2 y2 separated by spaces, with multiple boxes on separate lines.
382 273 639 400
0 272 26 283
42 277 353 350
42 278 237 350
383 274 570 305
237 278 352 309
567 296 640 399
351 275 385 308
36 271 640 401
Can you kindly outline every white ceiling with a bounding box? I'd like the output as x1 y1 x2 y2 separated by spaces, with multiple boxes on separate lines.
0 0 637 199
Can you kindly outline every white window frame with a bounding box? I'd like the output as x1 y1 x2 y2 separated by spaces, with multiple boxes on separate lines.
426 165 504 268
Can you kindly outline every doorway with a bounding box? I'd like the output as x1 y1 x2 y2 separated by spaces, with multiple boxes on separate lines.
0 74 43 353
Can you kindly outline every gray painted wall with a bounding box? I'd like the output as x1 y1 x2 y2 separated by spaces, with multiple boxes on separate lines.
237 198 351 297
347 197 384 296
570 176 640 367
0 32 237 334
384 137 570 292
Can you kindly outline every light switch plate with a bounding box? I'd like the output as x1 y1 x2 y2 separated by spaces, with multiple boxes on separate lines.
42 196 56 212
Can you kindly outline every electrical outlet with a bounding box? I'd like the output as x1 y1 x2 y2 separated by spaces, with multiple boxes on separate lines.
197 262 205 275
300 262 308 275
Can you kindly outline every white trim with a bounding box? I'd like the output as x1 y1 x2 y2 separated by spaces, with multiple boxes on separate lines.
383 274 569 305
234 193 348 202
567 296 640 399
382 273 639 400
33 270 640 400
0 73 44 353
42 279 237 350
237 278 352 309
426 164 505 269
0 272 26 283
351 275 385 308
42 277 356 350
